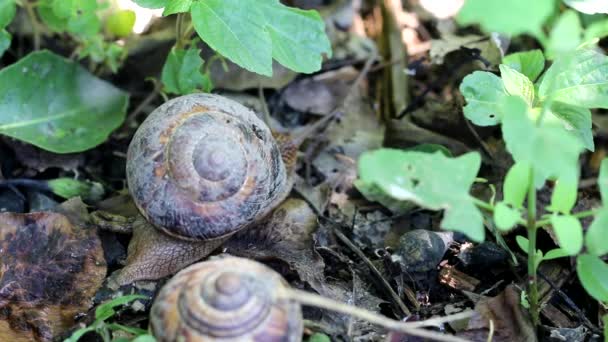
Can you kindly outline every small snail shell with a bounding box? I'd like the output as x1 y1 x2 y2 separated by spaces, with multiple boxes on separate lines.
150 256 303 342
127 94 289 241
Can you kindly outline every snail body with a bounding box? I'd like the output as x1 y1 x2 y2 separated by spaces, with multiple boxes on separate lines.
115 94 300 284
150 256 303 342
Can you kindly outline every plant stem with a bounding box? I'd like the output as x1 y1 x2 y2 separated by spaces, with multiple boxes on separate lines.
282 288 473 342
473 197 527 226
526 167 540 327
535 209 598 228
23 1 41 50
175 13 186 49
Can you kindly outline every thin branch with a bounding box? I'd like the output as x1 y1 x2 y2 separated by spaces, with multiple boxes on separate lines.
283 288 473 342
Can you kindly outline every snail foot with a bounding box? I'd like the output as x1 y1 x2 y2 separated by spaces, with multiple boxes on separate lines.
113 218 226 285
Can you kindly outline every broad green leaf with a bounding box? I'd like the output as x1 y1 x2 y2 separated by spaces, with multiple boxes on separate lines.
132 335 157 342
502 96 584 187
106 10 136 38
132 0 166 9
307 333 331 342
355 181 416 214
457 0 555 36
37 0 69 32
584 19 608 41
500 64 535 105
163 0 193 16
547 10 582 59
259 1 332 74
539 49 608 109
548 173 578 214
494 202 521 231
52 0 75 19
550 215 583 255
459 71 506 126
0 0 16 29
66 0 101 39
191 0 271 75
503 161 531 207
161 45 212 95
357 149 484 241
549 102 594 151
543 248 569 260
0 51 129 153
576 254 608 302
585 210 608 256
564 0 608 14
95 294 147 321
0 29 10 58
503 50 545 82
191 0 330 76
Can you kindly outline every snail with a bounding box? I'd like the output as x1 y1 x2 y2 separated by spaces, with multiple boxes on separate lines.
102 93 334 285
149 256 303 342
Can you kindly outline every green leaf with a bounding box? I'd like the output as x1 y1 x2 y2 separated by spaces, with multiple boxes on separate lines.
95 294 147 321
459 71 506 126
0 0 16 29
64 326 96 342
163 0 192 16
494 201 521 231
543 248 569 260
585 210 608 256
516 235 530 253
456 0 555 36
548 173 578 214
191 0 330 76
539 48 608 109
132 335 157 342
191 0 271 75
576 254 608 302
547 10 582 59
0 29 10 58
37 0 69 32
549 102 594 151
599 158 608 201
550 214 583 255
52 0 75 19
106 323 149 336
501 96 584 187
584 19 608 41
406 143 453 157
161 45 212 95
0 51 129 153
503 161 531 208
66 0 101 39
563 0 608 14
106 10 136 38
47 178 104 201
259 1 332 74
132 0 166 9
307 333 331 342
499 64 535 105
357 149 484 241
503 50 545 82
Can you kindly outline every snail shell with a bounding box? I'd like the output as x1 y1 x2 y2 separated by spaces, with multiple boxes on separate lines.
150 256 303 342
127 94 288 241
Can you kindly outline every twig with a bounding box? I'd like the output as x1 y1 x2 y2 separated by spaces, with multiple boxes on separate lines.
125 82 162 125
23 1 41 50
333 229 412 316
283 288 473 342
258 85 272 126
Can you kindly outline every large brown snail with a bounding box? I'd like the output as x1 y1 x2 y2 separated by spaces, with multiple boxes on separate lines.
150 256 303 342
107 93 331 285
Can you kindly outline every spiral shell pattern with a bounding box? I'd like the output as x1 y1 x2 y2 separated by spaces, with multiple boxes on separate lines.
150 257 303 342
127 94 288 240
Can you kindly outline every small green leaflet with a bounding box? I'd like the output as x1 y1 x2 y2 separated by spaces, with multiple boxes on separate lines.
585 158 608 256
549 214 583 255
548 173 578 214
503 161 531 208
457 0 555 37
503 50 545 82
0 51 129 153
163 0 192 16
357 149 484 241
0 0 16 29
161 45 213 95
494 202 521 231
191 0 331 76
499 64 535 105
459 71 506 126
576 254 608 302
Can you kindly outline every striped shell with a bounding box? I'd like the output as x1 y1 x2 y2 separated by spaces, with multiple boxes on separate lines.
150 257 303 342
127 94 288 241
